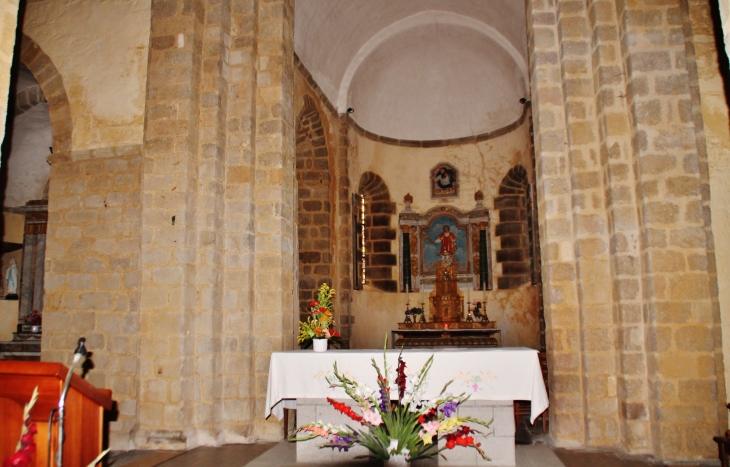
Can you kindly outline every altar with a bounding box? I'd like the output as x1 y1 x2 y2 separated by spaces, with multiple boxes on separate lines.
265 348 548 466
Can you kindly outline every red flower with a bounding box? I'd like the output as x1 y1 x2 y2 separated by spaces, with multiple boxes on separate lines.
395 355 407 401
318 307 327 313
3 451 30 467
308 301 318 307
418 408 436 424
445 437 456 449
327 397 363 422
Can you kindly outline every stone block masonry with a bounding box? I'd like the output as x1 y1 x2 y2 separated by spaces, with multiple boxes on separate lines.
43 144 143 449
527 0 726 460
27 0 729 460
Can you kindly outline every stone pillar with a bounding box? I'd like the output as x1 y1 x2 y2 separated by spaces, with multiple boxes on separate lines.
527 0 587 448
554 0 619 450
528 0 725 459
137 0 205 449
251 0 296 440
616 0 723 458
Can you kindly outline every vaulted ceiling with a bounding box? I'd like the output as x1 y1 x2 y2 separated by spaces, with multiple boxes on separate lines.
294 1 529 141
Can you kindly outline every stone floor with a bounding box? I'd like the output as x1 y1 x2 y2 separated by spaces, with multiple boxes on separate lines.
106 417 717 467
107 442 717 467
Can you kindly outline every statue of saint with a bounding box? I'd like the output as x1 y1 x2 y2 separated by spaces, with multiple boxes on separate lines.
6 257 18 297
425 225 457 257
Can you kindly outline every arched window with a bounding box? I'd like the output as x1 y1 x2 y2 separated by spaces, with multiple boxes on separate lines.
494 165 535 289
356 172 397 292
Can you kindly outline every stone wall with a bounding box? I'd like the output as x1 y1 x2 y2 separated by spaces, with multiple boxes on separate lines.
296 95 333 316
293 59 353 342
39 0 298 449
527 0 726 458
0 0 19 145
42 145 143 449
347 119 540 350
23 0 150 150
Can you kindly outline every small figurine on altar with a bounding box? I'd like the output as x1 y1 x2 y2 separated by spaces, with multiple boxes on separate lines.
405 307 425 323
470 301 488 323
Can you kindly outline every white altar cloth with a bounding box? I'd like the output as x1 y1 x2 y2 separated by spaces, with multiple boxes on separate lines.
265 347 548 423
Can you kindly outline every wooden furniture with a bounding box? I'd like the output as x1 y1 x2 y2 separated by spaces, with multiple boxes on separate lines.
714 435 730 467
0 361 113 467
391 327 501 348
514 351 548 432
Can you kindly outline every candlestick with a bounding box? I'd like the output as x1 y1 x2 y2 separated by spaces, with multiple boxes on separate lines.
466 276 471 304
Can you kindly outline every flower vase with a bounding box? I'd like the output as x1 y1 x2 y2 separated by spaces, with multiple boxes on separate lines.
312 338 328 352
384 454 408 466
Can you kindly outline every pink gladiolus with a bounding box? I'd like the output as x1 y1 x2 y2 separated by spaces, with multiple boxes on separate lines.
361 409 383 426
302 425 330 438
421 420 440 435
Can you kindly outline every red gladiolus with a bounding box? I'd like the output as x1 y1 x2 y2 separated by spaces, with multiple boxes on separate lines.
445 437 456 449
327 397 363 422
3 451 30 467
395 355 407 401
418 408 436 424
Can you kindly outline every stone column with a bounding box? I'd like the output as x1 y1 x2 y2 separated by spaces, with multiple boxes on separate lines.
251 0 296 440
137 0 205 449
527 0 587 448
616 0 723 458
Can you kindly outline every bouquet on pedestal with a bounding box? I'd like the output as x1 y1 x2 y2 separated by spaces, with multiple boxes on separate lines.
297 283 341 348
290 340 492 463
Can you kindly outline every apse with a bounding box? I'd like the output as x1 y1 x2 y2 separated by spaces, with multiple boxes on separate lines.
347 22 526 140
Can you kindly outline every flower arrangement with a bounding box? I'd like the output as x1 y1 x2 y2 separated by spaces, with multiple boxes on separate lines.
3 386 109 467
21 310 41 326
4 387 38 467
298 283 341 348
290 340 492 463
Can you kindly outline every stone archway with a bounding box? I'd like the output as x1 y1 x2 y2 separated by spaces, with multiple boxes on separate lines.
19 34 72 159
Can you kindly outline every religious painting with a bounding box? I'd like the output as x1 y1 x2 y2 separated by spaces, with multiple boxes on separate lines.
431 163 459 198
421 215 468 275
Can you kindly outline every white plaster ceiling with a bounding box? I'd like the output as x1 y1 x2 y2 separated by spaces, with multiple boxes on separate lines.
295 1 528 141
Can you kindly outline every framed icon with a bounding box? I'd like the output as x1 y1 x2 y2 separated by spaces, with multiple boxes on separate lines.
431 163 458 198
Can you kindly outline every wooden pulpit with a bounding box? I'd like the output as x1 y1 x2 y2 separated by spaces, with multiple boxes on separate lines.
0 361 113 467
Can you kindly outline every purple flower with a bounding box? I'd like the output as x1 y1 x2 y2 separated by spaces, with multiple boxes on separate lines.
379 387 388 412
441 401 458 418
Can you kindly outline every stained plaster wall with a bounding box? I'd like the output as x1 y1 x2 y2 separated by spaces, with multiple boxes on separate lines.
4 102 52 207
23 0 150 150
348 121 541 350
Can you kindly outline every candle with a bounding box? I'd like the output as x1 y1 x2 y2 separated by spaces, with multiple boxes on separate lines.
419 276 425 304
406 282 410 305
466 276 471 304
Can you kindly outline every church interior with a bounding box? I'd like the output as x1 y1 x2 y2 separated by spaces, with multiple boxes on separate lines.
0 0 730 464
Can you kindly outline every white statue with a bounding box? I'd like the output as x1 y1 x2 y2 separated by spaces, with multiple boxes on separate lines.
6 257 18 296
